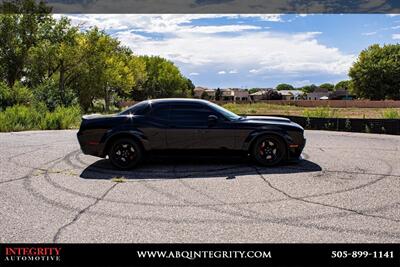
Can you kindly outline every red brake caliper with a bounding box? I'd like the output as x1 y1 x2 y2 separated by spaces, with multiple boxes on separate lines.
259 142 265 155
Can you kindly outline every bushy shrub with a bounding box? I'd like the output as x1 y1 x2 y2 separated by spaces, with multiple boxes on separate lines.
0 105 41 132
41 105 81 130
0 104 81 132
33 79 78 111
0 82 13 110
12 82 34 106
0 82 33 110
381 108 400 119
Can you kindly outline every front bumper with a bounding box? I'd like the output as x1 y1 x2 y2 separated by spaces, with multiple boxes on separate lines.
288 136 306 160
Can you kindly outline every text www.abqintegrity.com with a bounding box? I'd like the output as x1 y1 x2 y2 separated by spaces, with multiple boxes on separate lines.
137 250 272 260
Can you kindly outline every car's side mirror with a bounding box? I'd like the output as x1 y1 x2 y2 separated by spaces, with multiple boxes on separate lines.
208 115 218 126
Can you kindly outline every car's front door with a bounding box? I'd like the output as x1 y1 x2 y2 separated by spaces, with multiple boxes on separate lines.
166 103 207 149
166 103 234 150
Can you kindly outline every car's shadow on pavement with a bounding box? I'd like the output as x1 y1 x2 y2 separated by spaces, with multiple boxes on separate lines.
79 155 322 180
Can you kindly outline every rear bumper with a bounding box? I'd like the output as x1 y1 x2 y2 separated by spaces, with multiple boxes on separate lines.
77 131 106 157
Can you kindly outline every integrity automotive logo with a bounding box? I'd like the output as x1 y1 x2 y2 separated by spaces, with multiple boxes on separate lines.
3 247 62 263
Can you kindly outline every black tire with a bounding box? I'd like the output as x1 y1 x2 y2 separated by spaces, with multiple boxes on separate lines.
109 138 143 170
251 135 286 166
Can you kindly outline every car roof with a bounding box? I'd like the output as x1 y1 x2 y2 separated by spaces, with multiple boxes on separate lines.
148 98 211 105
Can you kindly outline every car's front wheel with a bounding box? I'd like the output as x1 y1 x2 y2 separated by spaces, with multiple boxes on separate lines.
109 138 142 170
252 135 286 166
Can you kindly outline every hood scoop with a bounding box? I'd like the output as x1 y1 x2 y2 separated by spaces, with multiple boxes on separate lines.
243 116 291 123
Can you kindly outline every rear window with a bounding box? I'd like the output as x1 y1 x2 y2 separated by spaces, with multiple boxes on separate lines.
120 101 150 115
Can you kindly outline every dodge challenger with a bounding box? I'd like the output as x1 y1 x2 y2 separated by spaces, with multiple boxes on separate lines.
77 99 306 169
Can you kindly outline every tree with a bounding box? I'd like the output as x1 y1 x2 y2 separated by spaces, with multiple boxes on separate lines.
72 28 146 112
27 17 81 106
319 83 335 91
248 88 260 94
215 88 222 101
349 44 400 100
263 90 282 100
200 91 209 100
139 56 191 99
186 79 195 97
335 80 351 90
301 84 318 93
276 83 294 91
0 0 52 87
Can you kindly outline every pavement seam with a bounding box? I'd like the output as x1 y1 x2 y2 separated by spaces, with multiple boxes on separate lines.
255 167 400 223
52 183 118 243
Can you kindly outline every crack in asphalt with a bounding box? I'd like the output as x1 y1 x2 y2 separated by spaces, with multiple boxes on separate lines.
255 168 400 223
52 183 118 243
0 155 68 185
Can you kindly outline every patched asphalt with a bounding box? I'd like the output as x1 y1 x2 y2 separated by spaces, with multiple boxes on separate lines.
0 130 399 243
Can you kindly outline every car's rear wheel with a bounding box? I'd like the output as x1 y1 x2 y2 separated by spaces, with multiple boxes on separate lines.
109 138 142 170
252 135 286 166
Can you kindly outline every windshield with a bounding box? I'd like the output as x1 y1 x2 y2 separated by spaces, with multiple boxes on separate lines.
207 102 241 120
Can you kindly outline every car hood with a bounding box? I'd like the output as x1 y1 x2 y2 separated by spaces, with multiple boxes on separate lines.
241 116 291 123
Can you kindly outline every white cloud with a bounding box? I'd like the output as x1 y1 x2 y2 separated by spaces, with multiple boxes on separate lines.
392 25 400 30
189 72 199 76
59 14 280 34
180 25 261 34
387 14 400 17
393 34 400 40
117 30 353 76
362 32 377 36
58 14 354 80
249 69 259 73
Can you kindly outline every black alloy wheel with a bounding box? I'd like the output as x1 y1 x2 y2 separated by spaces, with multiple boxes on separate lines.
109 138 142 170
252 135 286 166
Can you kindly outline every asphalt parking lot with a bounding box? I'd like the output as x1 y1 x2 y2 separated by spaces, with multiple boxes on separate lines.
0 130 399 243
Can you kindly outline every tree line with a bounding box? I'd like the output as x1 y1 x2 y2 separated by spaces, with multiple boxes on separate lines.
0 0 195 112
266 43 400 100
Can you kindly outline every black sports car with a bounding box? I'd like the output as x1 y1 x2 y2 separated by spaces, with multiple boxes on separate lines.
77 99 306 169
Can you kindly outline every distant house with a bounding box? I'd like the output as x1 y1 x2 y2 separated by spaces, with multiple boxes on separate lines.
221 89 235 101
232 88 249 101
250 90 265 101
205 89 216 99
306 88 330 100
329 89 354 100
279 90 304 100
193 87 207 98
220 88 249 101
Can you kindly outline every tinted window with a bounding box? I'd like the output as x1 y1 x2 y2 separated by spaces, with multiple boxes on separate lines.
150 104 170 120
120 101 150 115
170 104 216 126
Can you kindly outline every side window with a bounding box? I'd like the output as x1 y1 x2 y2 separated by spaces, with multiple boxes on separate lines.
170 104 216 125
150 104 170 120
120 101 150 115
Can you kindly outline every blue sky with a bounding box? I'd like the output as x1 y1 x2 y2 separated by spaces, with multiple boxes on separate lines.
59 14 400 88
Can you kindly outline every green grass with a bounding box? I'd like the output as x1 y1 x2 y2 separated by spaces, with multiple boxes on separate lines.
381 108 400 119
223 103 400 119
0 104 81 132
111 177 127 183
302 107 337 118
